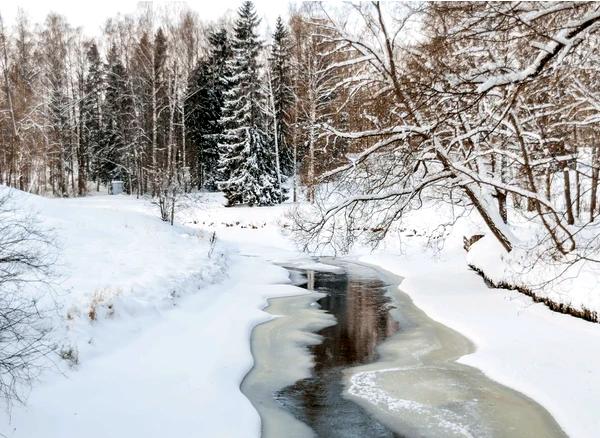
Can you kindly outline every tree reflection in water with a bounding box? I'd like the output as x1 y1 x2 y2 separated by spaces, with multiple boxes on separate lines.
277 267 402 438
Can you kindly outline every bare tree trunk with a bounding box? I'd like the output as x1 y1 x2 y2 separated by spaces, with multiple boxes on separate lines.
563 165 575 225
545 165 551 200
510 112 575 253
496 189 508 224
180 93 187 192
497 155 507 224
434 146 514 252
307 125 315 203
467 190 513 251
0 15 21 190
151 63 158 196
77 97 86 196
58 144 67 197
591 143 598 222
575 169 581 219
307 92 316 203
266 65 282 191
170 189 175 226
574 127 581 219
168 81 175 179
293 139 297 203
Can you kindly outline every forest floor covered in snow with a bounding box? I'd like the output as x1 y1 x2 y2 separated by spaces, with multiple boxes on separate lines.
0 188 599 437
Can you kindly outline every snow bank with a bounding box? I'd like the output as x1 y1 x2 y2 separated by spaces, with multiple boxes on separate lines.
0 188 319 438
467 234 600 321
0 252 312 438
1 185 228 369
358 205 600 438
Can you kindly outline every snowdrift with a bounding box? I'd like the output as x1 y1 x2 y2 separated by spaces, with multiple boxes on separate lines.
1 185 227 364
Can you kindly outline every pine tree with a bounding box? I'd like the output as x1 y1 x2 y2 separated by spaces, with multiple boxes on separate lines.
186 28 232 190
270 16 294 176
218 1 283 207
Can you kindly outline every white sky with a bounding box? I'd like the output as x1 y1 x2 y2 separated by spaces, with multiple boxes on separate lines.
1 0 292 35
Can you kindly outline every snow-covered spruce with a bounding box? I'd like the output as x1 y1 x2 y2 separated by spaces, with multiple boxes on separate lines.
217 1 283 207
186 28 232 191
267 16 295 177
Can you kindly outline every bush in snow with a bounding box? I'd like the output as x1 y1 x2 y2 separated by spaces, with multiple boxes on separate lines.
0 190 54 404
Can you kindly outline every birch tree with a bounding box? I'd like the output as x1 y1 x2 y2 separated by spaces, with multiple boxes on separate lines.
292 1 600 261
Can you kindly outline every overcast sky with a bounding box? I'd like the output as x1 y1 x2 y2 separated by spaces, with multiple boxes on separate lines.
1 1 292 35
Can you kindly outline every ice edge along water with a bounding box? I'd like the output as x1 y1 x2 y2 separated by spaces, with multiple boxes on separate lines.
244 260 565 438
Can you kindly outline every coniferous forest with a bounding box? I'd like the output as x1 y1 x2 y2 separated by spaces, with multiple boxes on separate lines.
1 1 600 259
0 1 312 207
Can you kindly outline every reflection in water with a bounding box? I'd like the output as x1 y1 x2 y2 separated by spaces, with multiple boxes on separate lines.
277 267 402 438
245 262 566 438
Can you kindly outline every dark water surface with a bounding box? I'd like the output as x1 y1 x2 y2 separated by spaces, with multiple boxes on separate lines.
243 260 567 438
276 264 403 438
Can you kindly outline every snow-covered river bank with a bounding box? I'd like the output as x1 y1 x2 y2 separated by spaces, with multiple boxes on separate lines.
1 191 599 437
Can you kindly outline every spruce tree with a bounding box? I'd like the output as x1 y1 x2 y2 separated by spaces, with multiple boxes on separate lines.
218 1 283 207
102 45 134 190
130 32 153 193
269 17 294 176
186 28 231 190
81 42 105 187
153 28 169 175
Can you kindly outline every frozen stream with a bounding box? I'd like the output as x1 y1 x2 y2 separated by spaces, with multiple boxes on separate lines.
241 260 566 438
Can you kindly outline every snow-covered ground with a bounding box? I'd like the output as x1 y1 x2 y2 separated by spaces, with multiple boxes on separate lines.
1 188 599 437
8 188 228 364
465 214 600 321
0 188 309 437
